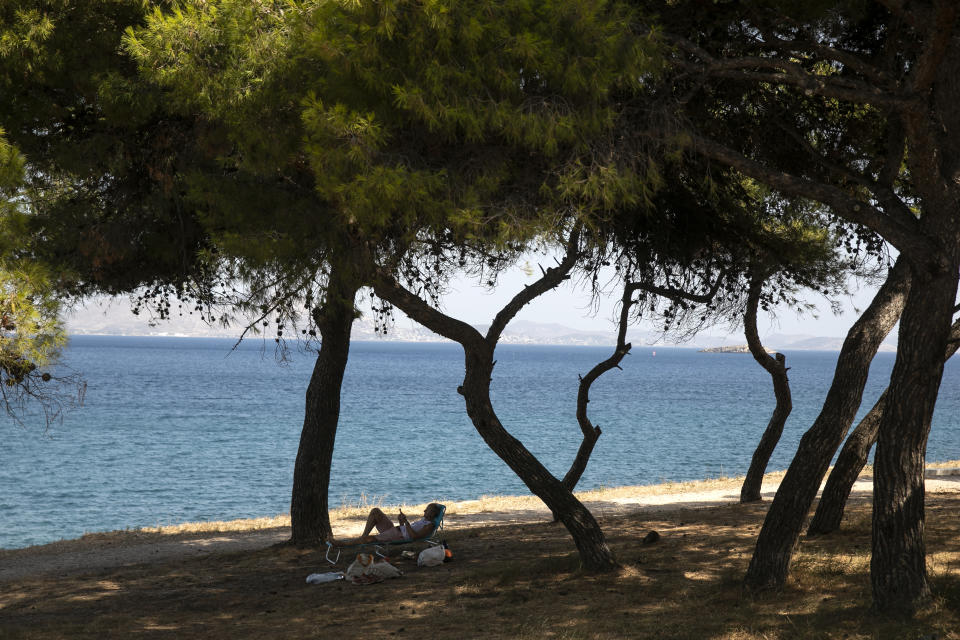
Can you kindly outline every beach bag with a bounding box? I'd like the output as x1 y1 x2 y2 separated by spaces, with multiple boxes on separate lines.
417 545 445 567
346 553 402 585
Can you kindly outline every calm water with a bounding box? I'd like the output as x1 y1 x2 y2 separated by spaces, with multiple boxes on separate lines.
2 336 959 550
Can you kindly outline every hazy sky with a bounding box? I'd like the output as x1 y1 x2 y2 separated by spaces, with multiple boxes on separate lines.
438 259 883 339
69 255 885 341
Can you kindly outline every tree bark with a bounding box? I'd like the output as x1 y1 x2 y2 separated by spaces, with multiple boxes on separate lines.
372 233 618 572
561 282 639 491
810 317 960 536
870 256 959 615
743 256 910 590
289 268 358 545
806 391 885 536
460 345 618 571
740 274 792 503
867 19 960 614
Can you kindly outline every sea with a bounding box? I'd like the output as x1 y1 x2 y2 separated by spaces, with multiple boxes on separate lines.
2 335 959 550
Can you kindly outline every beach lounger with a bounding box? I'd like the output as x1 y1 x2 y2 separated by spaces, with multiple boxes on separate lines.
325 504 446 565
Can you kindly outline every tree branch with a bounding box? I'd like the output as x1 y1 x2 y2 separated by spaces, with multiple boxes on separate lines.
371 275 485 350
485 227 580 345
755 30 889 86
633 270 725 304
702 68 915 108
690 133 929 255
561 281 639 490
743 273 786 377
664 34 915 108
773 121 916 224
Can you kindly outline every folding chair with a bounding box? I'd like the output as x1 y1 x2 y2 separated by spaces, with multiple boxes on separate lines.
325 504 446 565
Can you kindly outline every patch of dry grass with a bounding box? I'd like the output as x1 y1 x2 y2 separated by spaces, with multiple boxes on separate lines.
3 489 960 639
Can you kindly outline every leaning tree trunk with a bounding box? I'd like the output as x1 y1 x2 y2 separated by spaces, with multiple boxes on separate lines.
289 270 359 545
870 255 960 615
806 391 885 536
809 317 960 536
740 274 792 503
372 230 618 572
743 256 910 590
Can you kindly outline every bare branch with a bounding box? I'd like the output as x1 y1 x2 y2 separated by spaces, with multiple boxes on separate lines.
561 280 639 490
485 227 580 345
633 270 725 304
371 275 485 350
743 273 785 377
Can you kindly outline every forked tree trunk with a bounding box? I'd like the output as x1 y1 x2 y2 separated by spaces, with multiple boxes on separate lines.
740 274 792 503
743 257 910 590
372 232 618 572
871 257 959 615
461 346 618 571
289 270 358 545
809 318 960 536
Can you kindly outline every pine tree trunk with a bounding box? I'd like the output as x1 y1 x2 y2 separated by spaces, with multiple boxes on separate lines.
870 261 959 616
371 235 617 572
740 358 791 502
461 346 618 572
289 272 358 545
806 392 884 536
810 318 960 536
743 258 909 590
740 275 792 503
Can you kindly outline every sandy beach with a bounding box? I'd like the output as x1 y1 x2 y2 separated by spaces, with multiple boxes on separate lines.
4 469 959 584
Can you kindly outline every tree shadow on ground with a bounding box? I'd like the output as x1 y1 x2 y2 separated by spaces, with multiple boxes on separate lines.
2 496 960 639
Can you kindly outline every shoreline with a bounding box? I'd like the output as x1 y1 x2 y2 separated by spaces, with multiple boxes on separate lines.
3 464 959 583
6 460 960 555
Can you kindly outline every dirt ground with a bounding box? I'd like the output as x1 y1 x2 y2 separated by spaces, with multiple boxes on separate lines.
2 473 959 639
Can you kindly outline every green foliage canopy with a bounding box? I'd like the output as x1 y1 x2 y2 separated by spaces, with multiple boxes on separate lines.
1 129 71 423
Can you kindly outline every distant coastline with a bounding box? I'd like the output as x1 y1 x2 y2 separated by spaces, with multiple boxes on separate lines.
65 329 896 352
66 303 898 352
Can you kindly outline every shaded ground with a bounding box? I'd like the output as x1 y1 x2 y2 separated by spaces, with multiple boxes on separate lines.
2 476 960 639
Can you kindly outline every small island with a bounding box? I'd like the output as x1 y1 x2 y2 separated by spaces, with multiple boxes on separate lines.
699 344 776 354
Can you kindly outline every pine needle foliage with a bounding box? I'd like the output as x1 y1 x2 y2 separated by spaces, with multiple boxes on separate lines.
117 0 664 337
0 131 76 427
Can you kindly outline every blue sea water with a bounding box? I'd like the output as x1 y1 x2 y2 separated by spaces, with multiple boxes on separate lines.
2 335 958 550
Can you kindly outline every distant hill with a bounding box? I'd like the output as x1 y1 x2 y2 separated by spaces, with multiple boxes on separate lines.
760 333 897 353
66 300 897 351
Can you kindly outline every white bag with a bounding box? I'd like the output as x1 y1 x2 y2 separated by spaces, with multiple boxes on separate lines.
417 545 445 567
305 571 344 584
